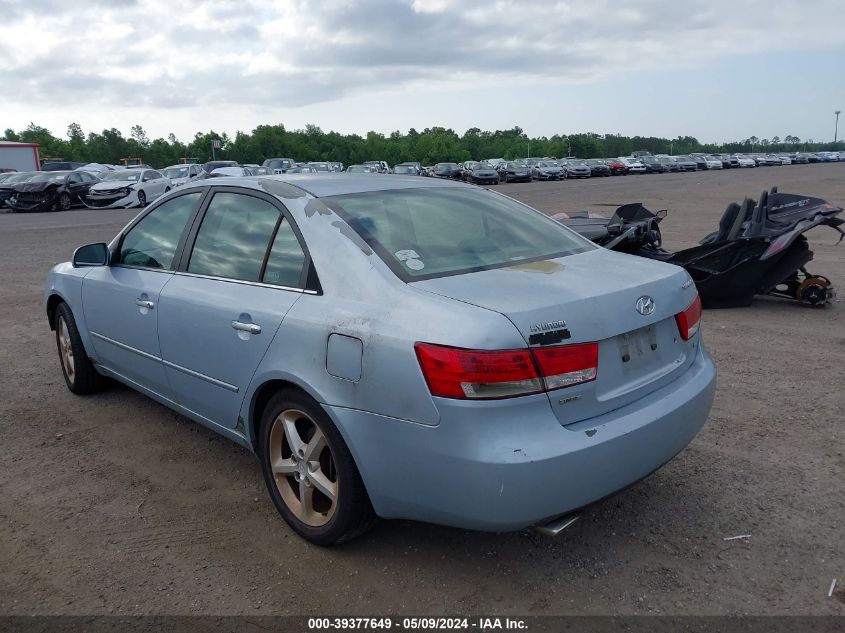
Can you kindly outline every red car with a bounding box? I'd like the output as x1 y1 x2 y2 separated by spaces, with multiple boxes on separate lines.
604 158 629 175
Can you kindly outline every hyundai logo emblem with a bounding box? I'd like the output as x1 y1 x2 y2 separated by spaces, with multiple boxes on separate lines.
636 296 655 316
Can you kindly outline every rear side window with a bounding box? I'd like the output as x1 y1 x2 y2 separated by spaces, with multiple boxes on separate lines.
188 192 281 282
324 187 594 281
262 220 306 288
118 192 202 269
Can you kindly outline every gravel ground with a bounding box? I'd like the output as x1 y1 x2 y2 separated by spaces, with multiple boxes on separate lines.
0 164 843 616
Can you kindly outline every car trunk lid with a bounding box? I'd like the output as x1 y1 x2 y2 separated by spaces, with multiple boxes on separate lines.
413 248 699 425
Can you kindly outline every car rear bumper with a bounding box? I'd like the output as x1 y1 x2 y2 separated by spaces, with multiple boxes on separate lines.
330 343 716 531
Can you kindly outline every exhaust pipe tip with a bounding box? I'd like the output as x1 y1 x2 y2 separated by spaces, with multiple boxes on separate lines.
534 513 580 537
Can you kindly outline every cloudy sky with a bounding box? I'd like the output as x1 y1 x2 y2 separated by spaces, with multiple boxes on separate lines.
2 0 843 143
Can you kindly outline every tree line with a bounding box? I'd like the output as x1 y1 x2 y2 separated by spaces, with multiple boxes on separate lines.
3 122 843 169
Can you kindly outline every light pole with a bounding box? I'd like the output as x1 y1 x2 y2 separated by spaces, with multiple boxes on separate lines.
527 139 530 159
836 110 841 143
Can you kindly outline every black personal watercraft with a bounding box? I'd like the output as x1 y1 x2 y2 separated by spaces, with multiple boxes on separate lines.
554 187 844 308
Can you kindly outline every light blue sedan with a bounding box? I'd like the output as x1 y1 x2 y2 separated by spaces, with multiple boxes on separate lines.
45 175 716 544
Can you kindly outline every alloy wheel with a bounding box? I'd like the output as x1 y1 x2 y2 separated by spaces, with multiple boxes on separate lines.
268 408 338 527
57 316 75 383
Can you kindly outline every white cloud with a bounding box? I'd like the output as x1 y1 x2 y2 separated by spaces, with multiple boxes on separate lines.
0 0 842 141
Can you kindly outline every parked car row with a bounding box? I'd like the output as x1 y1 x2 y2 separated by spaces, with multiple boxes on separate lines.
419 150 843 182
2 149 841 212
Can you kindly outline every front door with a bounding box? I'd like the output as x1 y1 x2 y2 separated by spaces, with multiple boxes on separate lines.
65 172 87 204
82 191 203 397
158 190 308 429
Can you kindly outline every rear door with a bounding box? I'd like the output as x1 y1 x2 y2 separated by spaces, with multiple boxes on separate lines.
82 191 204 397
75 171 97 201
157 189 309 429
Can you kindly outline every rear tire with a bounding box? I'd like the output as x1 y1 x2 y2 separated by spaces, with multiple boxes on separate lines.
258 389 376 545
55 302 107 395
57 193 71 211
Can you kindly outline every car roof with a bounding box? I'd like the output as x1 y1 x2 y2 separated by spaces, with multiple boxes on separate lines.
184 173 466 198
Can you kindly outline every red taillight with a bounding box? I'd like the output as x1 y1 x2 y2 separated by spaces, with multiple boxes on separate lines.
414 344 542 399
675 293 702 341
532 343 598 390
414 341 599 400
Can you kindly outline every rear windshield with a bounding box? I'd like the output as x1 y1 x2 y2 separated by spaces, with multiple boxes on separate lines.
323 187 594 281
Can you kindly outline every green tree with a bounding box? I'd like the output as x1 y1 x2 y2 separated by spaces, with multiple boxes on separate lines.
67 123 86 161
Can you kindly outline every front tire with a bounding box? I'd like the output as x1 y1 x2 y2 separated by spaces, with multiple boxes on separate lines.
55 303 107 395
258 389 376 545
136 190 146 208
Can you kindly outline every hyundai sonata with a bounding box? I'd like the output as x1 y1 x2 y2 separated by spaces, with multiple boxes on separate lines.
45 175 716 544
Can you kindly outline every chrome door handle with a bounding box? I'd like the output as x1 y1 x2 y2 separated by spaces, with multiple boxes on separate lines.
231 321 261 335
135 299 155 309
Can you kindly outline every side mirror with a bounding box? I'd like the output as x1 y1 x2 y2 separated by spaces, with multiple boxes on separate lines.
73 242 109 267
656 209 669 219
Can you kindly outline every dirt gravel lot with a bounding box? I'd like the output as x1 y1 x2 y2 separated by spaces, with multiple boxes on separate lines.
1 164 843 616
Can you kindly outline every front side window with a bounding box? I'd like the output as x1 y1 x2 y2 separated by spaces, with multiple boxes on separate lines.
118 192 202 269
324 187 594 282
187 192 281 282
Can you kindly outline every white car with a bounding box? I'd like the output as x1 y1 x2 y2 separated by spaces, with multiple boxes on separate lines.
83 168 170 209
735 155 756 168
776 155 792 165
703 156 723 170
162 164 204 187
619 157 646 173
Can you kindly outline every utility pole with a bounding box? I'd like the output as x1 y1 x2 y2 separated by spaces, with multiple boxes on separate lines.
527 139 530 159
836 110 841 143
